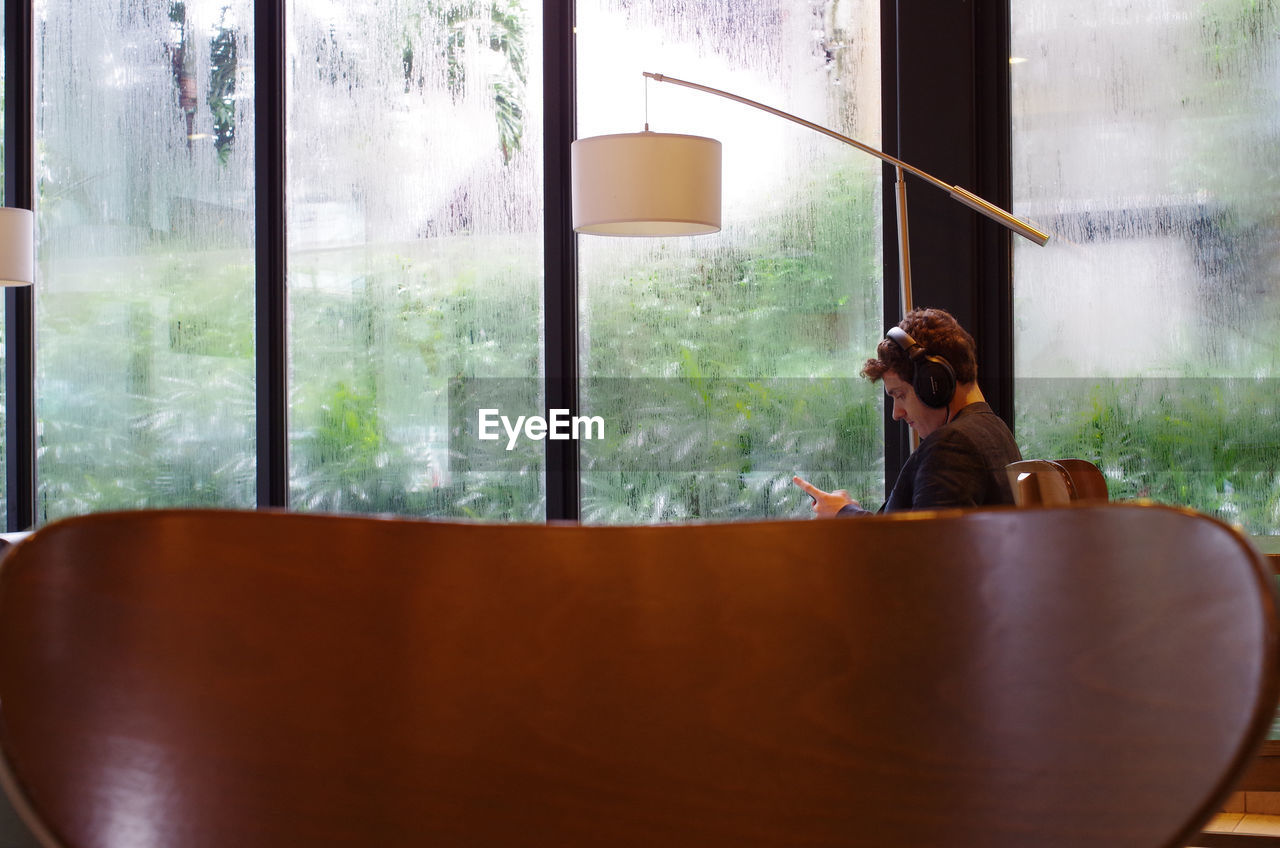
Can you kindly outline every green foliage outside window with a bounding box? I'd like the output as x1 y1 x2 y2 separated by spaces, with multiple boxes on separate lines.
32 159 882 523
576 163 883 523
1017 379 1280 533
37 258 256 521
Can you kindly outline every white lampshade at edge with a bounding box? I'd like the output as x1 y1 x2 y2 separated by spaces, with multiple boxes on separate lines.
0 207 34 287
571 131 722 236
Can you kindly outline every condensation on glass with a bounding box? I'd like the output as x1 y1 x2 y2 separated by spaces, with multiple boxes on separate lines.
286 1 544 519
575 0 884 524
1011 0 1280 535
34 0 256 521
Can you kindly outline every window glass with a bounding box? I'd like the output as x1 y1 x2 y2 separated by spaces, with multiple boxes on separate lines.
286 1 544 519
34 0 256 521
1012 0 1280 535
575 0 883 523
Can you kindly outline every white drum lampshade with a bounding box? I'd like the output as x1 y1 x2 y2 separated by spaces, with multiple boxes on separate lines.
0 207 34 286
571 131 721 236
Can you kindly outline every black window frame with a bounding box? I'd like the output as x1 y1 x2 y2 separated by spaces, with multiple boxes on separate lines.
2 0 1015 529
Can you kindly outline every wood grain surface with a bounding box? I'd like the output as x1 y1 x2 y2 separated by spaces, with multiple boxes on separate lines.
0 504 1274 847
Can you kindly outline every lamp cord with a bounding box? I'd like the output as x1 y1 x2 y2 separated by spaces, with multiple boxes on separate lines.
644 75 650 131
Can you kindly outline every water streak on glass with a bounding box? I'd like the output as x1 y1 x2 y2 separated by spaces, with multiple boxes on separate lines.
575 0 883 524
34 0 256 521
286 0 544 519
1012 0 1280 534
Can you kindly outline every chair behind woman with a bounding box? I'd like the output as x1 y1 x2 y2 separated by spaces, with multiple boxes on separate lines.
1055 458 1109 501
1006 458 1109 507
1006 458 1076 506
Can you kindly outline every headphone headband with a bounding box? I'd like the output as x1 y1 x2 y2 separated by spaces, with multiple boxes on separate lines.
886 326 922 359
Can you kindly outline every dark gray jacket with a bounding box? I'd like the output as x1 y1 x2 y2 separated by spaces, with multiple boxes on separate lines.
840 402 1022 516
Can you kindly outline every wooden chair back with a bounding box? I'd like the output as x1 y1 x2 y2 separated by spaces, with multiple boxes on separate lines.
1006 458 1076 506
0 506 1276 848
1055 458 1110 501
1207 555 1280 792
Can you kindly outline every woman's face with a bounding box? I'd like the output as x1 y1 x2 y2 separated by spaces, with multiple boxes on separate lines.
882 371 949 439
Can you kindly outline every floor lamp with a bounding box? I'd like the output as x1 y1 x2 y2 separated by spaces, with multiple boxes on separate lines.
571 72 1050 314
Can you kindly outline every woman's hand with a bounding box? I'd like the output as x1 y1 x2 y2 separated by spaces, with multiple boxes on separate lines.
791 475 859 518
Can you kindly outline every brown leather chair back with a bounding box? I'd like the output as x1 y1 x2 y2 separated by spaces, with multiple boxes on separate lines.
0 506 1275 848
1006 458 1076 506
1055 458 1110 501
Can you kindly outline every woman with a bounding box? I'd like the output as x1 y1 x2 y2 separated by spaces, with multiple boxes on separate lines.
794 307 1022 516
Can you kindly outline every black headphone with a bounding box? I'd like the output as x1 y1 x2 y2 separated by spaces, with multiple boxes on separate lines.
886 326 956 409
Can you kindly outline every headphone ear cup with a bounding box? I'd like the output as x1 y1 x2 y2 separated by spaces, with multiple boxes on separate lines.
912 355 956 409
885 326 957 409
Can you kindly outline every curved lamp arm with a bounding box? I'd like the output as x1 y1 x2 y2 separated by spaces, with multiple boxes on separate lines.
640 72 1050 312
571 73 1051 315
644 72 1049 246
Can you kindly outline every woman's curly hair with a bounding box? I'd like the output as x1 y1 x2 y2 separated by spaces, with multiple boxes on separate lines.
861 307 978 385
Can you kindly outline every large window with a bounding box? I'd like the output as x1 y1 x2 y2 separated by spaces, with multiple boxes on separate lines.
1012 0 1280 536
285 1 544 520
7 0 880 527
575 0 883 522
5 0 882 527
34 0 256 520
23 1 1276 532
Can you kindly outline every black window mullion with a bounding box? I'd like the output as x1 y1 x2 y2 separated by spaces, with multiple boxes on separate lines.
972 0 1015 426
879 0 1016 501
542 0 578 522
5 0 35 531
880 0 909 496
256 0 288 509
